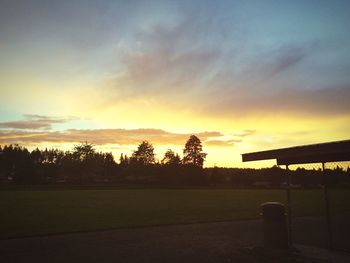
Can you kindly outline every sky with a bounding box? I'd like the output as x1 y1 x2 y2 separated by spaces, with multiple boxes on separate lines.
1 0 350 167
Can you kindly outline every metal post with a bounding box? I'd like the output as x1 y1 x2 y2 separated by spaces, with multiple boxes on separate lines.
322 162 333 250
286 164 292 247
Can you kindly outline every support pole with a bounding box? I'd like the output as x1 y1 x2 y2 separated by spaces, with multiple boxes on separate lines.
322 162 333 250
286 164 292 247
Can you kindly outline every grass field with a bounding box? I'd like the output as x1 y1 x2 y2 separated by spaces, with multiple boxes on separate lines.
1 189 349 239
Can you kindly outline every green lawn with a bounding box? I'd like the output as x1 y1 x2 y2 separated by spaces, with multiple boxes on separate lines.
1 189 349 239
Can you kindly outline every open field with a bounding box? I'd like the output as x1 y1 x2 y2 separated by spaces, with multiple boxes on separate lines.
1 189 349 239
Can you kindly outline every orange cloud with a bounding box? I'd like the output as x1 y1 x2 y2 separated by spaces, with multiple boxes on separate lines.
204 139 241 147
0 128 251 147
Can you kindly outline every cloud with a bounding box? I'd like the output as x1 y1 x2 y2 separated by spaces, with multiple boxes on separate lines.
104 14 349 119
209 42 350 118
233 130 256 137
201 84 350 118
123 48 218 91
103 15 222 106
0 128 216 145
204 139 241 147
261 44 312 79
90 7 350 121
0 128 253 147
0 115 78 130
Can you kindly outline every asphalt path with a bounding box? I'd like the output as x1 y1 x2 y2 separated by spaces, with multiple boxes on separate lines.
1 216 349 263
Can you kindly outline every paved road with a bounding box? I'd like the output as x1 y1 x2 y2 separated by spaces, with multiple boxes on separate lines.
1 217 349 263
1 220 261 263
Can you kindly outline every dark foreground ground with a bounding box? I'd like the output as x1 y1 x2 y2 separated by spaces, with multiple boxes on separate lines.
1 216 349 263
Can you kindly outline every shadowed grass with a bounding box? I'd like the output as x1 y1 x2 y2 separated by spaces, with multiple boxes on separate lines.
1 189 349 239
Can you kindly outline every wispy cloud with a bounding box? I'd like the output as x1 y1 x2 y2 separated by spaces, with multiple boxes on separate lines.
103 15 223 107
267 45 309 77
244 43 316 83
204 139 241 147
203 85 350 117
0 128 252 146
0 115 78 130
233 130 256 137
102 13 350 119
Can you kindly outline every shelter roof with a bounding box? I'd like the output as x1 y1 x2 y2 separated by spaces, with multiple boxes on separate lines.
242 140 350 165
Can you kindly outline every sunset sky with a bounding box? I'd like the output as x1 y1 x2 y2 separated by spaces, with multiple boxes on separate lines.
1 0 350 167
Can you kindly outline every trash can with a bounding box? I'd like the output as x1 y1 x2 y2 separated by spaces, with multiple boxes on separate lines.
261 202 288 249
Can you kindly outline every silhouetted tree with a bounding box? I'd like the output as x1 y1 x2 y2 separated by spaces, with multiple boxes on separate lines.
1 142 350 187
119 153 129 166
0 144 38 183
70 142 97 183
73 141 95 162
97 152 116 182
131 141 155 165
183 135 207 167
30 148 43 165
209 166 226 185
162 149 181 165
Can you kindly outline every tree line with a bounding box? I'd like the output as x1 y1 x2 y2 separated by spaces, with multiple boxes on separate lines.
0 134 349 187
0 135 209 185
206 166 350 188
